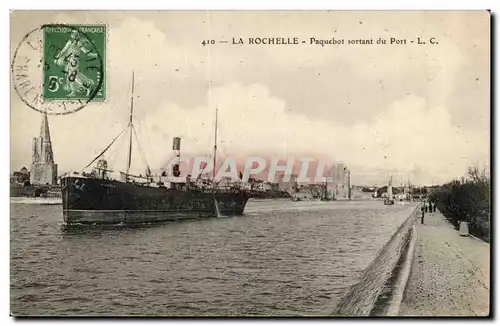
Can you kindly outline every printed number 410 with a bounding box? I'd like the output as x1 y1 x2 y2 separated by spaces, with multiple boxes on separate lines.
201 40 215 46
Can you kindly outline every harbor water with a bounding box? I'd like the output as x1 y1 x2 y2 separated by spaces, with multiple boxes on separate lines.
11 199 417 316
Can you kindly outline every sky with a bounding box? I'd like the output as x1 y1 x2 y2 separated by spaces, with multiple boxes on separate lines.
10 11 490 186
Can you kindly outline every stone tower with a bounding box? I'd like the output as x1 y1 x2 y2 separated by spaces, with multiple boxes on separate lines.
30 113 58 185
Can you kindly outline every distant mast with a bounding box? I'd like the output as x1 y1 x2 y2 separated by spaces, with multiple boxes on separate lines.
348 169 352 200
322 174 328 200
407 175 411 198
126 72 135 178
387 175 393 201
212 105 218 183
324 178 328 199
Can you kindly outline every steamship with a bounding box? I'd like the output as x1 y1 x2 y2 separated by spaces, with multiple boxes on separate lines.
60 74 251 225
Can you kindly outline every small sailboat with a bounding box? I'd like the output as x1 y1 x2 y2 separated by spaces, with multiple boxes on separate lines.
384 175 395 205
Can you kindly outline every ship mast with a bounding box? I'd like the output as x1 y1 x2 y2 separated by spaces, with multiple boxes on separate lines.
323 167 328 199
407 175 412 200
212 105 218 183
348 169 352 200
126 72 135 178
388 175 393 201
324 178 327 199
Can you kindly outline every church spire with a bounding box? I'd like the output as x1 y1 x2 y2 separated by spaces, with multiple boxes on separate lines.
40 112 51 144
37 113 54 163
30 113 57 185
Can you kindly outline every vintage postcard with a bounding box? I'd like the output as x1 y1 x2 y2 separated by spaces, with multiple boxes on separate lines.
10 10 490 317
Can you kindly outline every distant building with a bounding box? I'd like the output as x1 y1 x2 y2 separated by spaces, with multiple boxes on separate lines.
11 166 30 185
246 177 262 191
30 113 58 185
276 173 286 191
288 174 298 194
261 182 272 192
331 163 346 184
331 163 350 199
218 176 232 188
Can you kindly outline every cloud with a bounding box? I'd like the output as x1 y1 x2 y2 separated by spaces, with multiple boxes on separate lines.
130 84 488 185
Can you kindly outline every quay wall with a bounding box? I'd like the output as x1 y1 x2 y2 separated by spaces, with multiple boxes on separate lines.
333 204 419 316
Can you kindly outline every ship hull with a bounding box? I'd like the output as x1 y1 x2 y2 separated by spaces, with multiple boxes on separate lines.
61 176 250 225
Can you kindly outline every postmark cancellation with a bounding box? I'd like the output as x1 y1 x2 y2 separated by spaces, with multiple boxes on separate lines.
12 24 106 115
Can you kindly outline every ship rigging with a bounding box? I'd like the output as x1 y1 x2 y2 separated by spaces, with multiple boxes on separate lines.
79 73 154 184
60 72 251 225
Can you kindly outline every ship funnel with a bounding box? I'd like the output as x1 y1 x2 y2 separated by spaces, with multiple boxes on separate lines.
172 137 181 177
173 137 181 151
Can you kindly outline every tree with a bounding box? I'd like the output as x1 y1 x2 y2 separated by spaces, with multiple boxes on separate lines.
430 166 490 242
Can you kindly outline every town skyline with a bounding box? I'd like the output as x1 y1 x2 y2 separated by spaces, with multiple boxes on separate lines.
11 11 490 186
11 113 472 188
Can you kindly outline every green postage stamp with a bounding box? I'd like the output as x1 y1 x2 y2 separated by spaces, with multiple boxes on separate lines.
43 24 106 101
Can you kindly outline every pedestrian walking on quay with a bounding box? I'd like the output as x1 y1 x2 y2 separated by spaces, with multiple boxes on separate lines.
420 205 425 224
433 203 437 213
424 204 428 213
